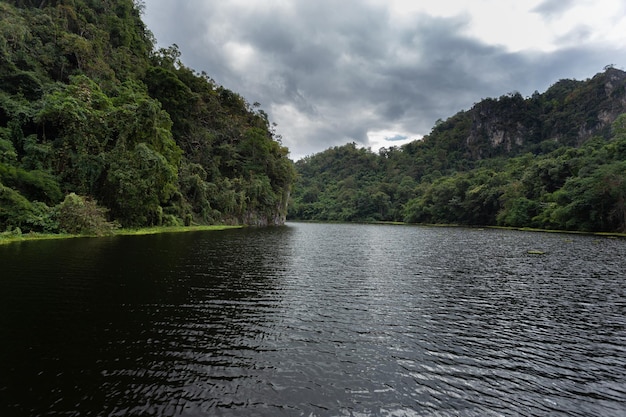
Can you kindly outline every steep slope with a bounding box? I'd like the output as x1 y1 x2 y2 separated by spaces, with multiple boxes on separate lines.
0 0 294 234
420 67 626 161
290 68 626 233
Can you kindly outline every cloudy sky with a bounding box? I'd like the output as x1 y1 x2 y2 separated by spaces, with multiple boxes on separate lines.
142 0 626 160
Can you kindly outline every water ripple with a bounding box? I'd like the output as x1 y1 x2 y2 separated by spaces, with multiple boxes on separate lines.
1 224 625 416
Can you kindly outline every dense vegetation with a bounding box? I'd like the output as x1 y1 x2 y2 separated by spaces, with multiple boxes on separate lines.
289 68 626 233
0 0 294 235
3 0 624 236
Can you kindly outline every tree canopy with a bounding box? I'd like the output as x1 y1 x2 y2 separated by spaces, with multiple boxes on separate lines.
289 70 626 234
0 0 295 233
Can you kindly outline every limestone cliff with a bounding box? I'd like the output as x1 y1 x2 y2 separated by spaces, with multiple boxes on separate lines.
439 68 626 160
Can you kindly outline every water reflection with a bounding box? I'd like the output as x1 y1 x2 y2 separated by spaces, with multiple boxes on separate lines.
1 224 625 416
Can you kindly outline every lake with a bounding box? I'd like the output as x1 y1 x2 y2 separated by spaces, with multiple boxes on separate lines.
1 222 625 416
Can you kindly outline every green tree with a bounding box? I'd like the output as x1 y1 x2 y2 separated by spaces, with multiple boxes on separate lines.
55 192 117 235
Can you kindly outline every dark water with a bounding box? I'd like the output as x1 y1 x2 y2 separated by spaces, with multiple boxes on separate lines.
1 223 625 417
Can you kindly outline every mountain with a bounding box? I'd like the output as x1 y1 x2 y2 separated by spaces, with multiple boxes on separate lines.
427 67 626 160
0 0 295 235
289 68 626 233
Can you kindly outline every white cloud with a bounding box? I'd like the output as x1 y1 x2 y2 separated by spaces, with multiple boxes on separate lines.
366 130 421 154
142 0 626 160
381 0 626 52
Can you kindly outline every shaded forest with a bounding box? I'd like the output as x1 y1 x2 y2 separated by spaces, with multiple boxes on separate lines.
289 68 626 233
3 0 625 236
0 0 295 235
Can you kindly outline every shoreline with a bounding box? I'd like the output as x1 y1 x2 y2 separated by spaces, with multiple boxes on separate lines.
287 219 626 238
0 225 244 246
3 221 624 245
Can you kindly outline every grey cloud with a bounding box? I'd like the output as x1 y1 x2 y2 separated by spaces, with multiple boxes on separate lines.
387 135 408 141
555 25 594 46
143 1 626 159
532 0 576 19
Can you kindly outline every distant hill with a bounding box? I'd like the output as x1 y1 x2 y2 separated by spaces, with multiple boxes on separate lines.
0 0 295 235
289 68 626 233
421 67 626 160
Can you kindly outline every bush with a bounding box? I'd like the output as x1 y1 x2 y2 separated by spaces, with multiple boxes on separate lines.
0 183 57 233
55 193 119 236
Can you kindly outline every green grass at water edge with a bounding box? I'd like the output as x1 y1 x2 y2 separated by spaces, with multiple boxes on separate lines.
116 225 243 236
0 232 78 245
0 225 243 245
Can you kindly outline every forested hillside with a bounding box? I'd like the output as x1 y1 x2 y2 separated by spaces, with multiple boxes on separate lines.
0 0 294 235
289 68 626 233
